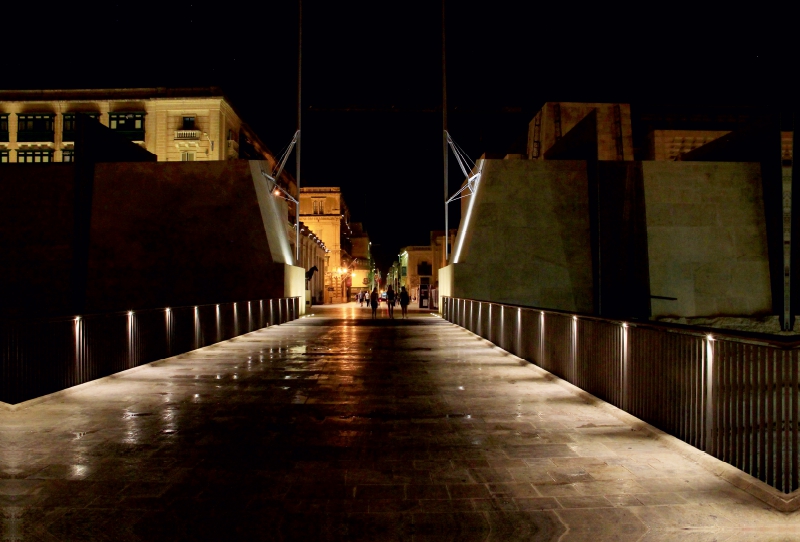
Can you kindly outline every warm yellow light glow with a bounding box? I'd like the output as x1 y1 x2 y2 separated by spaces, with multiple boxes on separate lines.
452 163 482 263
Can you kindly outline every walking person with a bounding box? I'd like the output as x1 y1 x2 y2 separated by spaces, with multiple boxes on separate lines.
399 286 410 319
386 285 396 319
370 288 379 319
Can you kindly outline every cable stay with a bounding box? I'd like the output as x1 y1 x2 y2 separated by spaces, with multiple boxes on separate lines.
261 130 300 203
445 130 483 204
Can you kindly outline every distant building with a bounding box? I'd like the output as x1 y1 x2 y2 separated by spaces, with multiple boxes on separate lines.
431 230 457 282
399 245 433 302
299 187 353 303
296 221 327 305
397 230 456 308
348 223 372 298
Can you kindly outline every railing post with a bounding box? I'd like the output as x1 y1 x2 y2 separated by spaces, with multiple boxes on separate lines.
622 323 629 411
704 335 715 454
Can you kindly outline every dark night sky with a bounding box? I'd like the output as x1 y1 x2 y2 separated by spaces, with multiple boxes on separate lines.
7 1 791 272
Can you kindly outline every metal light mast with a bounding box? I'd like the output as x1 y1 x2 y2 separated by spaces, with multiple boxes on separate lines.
296 0 303 263
442 0 448 268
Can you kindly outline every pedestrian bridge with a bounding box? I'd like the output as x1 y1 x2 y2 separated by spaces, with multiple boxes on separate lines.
2 303 798 540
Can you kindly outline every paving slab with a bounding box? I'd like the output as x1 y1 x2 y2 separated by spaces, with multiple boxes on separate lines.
1 303 799 540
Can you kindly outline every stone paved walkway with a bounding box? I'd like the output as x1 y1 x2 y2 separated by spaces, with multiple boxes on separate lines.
2 303 799 541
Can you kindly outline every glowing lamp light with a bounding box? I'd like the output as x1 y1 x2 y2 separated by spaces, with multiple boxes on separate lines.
707 334 714 341
273 189 281 196
128 311 133 316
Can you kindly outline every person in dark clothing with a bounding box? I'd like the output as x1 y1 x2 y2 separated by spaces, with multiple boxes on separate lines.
370 288 379 319
386 285 396 319
399 286 410 319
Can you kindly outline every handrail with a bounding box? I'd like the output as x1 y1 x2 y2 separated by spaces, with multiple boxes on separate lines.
446 296 800 348
1 297 302 405
0 297 303 324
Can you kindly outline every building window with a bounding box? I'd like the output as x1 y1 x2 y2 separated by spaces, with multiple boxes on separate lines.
17 150 53 163
0 150 9 163
312 199 324 214
181 152 195 161
182 117 195 130
17 114 55 142
401 266 407 277
62 113 100 142
417 261 432 276
108 112 146 141
62 150 75 163
0 114 8 142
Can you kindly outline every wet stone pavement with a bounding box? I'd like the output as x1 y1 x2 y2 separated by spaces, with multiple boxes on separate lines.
1 304 799 541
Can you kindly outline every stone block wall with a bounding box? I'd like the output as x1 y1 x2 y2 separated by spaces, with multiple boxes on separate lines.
0 160 302 317
643 161 772 317
451 159 594 312
445 158 773 320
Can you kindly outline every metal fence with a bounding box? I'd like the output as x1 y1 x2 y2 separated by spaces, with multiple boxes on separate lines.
1 297 300 405
443 297 800 494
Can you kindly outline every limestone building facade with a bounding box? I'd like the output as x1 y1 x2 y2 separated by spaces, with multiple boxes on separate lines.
299 187 353 303
399 245 434 301
348 223 372 298
0 87 274 165
296 221 327 305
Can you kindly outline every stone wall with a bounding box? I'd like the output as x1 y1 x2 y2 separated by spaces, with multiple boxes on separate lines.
450 159 594 312
0 160 303 317
643 161 772 317
444 158 773 320
0 164 76 316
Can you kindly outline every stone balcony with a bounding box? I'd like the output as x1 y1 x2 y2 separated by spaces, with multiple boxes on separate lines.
174 129 201 140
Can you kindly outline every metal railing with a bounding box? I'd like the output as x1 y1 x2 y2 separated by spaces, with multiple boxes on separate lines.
1 297 300 405
443 297 800 493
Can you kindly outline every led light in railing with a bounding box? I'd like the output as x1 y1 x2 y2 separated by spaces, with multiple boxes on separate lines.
165 307 170 312
707 334 714 341
74 316 81 322
572 315 577 321
622 323 628 328
128 311 133 316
